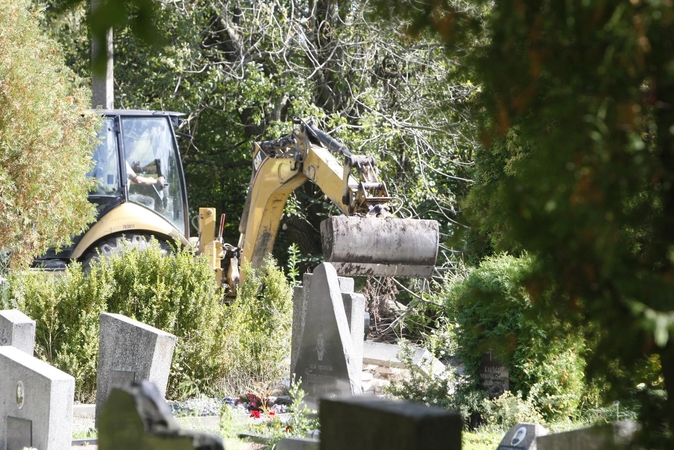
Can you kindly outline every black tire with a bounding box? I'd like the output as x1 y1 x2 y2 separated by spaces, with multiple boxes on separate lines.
81 234 170 272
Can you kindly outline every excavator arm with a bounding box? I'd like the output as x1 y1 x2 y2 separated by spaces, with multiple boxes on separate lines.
199 117 439 294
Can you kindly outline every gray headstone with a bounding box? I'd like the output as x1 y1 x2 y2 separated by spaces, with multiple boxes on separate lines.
276 437 320 450
291 274 356 377
0 310 36 355
536 421 638 450
98 380 223 450
498 423 548 450
294 263 362 407
291 281 309 378
341 292 365 377
95 313 176 422
479 349 509 398
0 346 75 450
320 396 462 450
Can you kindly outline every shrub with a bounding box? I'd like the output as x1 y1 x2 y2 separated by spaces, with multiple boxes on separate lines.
3 266 109 401
441 253 587 422
2 240 227 401
0 0 99 268
219 257 293 394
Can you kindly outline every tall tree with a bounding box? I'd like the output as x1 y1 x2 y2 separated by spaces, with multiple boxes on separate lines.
0 0 98 269
373 0 674 443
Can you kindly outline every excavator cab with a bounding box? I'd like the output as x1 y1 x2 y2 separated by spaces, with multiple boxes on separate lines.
33 110 190 270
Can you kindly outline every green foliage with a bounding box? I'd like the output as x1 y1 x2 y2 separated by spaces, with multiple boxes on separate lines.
374 0 674 440
220 257 293 395
0 0 98 268
384 342 455 410
99 241 228 399
247 380 320 447
385 341 544 429
3 266 109 401
2 241 227 401
442 253 587 421
43 0 474 275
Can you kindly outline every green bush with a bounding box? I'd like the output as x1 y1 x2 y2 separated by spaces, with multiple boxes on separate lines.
441 253 587 422
2 240 227 401
0 0 99 268
220 258 293 395
3 266 110 401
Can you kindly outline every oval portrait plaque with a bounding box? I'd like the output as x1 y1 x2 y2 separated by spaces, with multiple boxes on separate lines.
16 381 25 409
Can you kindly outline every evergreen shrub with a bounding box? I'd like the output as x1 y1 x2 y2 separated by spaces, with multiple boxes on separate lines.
442 253 587 421
220 258 293 395
2 240 228 401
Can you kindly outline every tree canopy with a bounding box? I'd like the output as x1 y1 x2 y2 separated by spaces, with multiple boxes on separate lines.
372 0 674 443
0 0 98 268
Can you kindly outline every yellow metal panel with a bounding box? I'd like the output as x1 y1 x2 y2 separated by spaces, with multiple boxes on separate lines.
240 156 305 268
71 202 188 258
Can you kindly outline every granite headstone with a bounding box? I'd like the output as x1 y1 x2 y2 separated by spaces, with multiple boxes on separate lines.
294 263 362 406
479 348 509 398
0 309 36 355
0 346 74 450
98 380 224 450
96 313 176 422
320 396 462 450
497 422 548 450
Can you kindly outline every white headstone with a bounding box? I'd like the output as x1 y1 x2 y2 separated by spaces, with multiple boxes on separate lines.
0 310 36 355
0 346 75 450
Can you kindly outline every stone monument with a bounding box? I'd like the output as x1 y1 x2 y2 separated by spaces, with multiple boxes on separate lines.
320 396 462 450
293 263 362 406
0 310 35 355
0 346 75 450
497 422 548 450
98 380 223 450
95 313 176 422
479 348 509 398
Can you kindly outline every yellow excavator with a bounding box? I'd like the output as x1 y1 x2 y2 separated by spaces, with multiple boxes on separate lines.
33 113 439 294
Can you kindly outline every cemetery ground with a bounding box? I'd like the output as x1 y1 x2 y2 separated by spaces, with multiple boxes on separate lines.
0 247 648 449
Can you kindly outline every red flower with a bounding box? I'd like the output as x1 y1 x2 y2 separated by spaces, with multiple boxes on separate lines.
285 425 293 432
268 411 276 417
250 410 261 419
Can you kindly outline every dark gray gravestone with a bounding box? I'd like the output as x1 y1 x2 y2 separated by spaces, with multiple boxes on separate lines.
294 263 362 407
479 348 509 398
320 396 461 450
498 423 548 450
7 416 32 450
96 313 176 422
98 380 223 450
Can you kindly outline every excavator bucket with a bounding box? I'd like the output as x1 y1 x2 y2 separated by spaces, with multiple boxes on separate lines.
320 216 439 278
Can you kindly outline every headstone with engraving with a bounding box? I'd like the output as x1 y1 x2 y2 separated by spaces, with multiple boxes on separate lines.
291 274 359 377
95 313 176 422
320 396 462 450
497 423 548 450
98 380 224 450
0 309 36 355
479 348 509 398
294 263 362 406
0 345 75 450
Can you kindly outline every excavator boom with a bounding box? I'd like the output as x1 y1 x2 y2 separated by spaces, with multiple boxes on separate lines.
235 117 439 280
200 117 440 294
